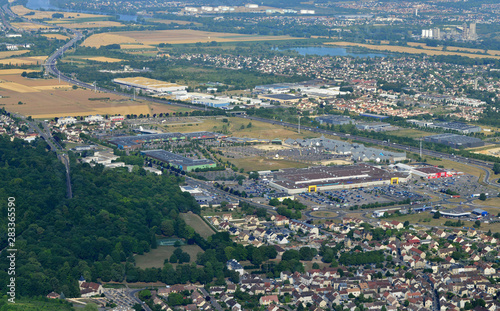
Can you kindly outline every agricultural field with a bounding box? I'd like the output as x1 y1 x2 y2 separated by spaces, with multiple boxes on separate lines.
180 213 215 239
40 33 70 40
0 50 29 58
134 244 204 269
83 29 300 48
11 5 108 20
11 22 51 31
0 73 154 118
0 56 47 66
80 56 125 63
325 41 500 59
49 21 124 29
150 19 202 26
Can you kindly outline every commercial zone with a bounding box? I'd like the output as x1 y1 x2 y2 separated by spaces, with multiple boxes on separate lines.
424 133 484 148
109 131 219 149
142 150 216 171
269 163 409 194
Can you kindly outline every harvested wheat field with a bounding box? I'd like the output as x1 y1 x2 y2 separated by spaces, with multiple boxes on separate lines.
83 29 299 47
11 22 51 31
50 21 124 29
0 50 29 58
0 74 154 118
41 33 70 40
326 42 500 59
120 44 156 50
11 5 107 20
81 56 125 63
0 56 47 66
0 69 37 75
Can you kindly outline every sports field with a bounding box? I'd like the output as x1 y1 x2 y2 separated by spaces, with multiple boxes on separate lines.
134 245 204 269
326 41 500 59
83 29 300 48
180 213 215 239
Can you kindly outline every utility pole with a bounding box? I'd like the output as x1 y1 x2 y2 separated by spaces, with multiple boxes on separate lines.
94 81 97 93
133 88 136 100
58 72 60 83
298 116 302 134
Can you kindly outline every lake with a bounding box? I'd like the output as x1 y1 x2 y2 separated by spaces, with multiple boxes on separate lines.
281 46 390 58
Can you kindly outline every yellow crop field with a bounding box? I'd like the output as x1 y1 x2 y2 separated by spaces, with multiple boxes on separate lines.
325 41 500 59
11 22 48 30
0 50 29 59
83 29 300 48
0 56 47 66
151 19 202 26
11 5 107 19
0 82 41 93
0 69 37 75
81 57 125 63
52 21 124 29
120 44 156 50
32 85 73 90
41 34 70 40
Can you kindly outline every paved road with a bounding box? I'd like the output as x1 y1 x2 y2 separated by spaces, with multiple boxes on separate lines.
199 287 223 311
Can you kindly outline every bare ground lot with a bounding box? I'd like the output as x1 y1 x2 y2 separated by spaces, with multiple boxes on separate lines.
180 213 215 239
134 244 204 269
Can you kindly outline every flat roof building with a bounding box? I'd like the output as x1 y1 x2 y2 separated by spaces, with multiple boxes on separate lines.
269 163 409 194
431 122 481 134
109 131 218 149
258 94 302 104
113 77 187 93
141 150 216 172
316 115 352 125
424 133 484 149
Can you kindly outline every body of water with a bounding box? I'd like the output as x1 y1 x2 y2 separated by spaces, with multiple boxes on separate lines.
281 46 390 58
26 0 137 21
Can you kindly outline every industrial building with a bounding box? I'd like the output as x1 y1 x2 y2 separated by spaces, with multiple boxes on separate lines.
113 77 187 94
315 115 352 125
109 131 218 149
411 167 455 179
141 150 216 172
431 122 481 134
284 136 406 163
191 98 230 108
355 122 395 132
424 133 484 149
472 208 488 217
359 113 389 120
269 163 409 194
258 94 302 104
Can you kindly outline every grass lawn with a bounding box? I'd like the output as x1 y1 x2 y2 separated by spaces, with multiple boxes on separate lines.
0 297 74 310
389 128 433 138
135 245 204 269
310 211 338 218
425 157 491 181
473 198 500 208
180 213 215 238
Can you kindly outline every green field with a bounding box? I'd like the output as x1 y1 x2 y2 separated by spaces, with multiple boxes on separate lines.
0 297 74 310
135 244 204 269
390 128 433 138
180 213 215 238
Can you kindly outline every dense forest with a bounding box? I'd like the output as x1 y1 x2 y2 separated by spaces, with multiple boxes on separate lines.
0 136 199 297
